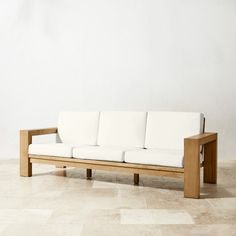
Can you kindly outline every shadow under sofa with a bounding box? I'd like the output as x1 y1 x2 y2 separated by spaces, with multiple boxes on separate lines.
20 111 217 199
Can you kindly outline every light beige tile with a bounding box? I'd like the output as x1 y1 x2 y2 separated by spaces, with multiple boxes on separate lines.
0 210 20 223
82 224 120 236
17 209 53 224
187 207 236 224
0 209 53 224
48 208 119 224
226 188 236 196
0 224 8 234
207 197 236 210
86 209 120 224
61 187 119 198
92 181 119 188
82 224 162 236
66 178 94 189
93 170 117 183
1 224 83 236
60 195 147 210
120 209 194 224
0 197 26 209
160 224 236 236
47 208 88 224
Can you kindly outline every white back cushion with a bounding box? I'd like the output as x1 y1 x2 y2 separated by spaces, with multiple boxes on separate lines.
58 112 100 145
145 111 204 150
98 112 147 148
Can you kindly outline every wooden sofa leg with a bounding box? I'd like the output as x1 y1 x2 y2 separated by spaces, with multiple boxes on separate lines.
204 138 217 184
134 173 139 185
87 169 92 179
20 131 32 177
184 139 200 199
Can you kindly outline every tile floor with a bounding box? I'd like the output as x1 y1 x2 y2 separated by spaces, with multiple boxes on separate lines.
0 159 236 236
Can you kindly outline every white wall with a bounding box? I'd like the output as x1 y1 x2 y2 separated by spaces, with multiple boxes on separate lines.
0 0 236 159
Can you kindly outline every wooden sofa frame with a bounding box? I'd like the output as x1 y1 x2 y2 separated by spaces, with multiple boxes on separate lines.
20 127 217 199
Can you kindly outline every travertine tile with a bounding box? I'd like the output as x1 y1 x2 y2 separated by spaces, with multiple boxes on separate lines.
161 224 236 236
0 224 8 234
92 180 119 188
0 197 25 209
47 208 90 224
207 197 236 209
81 224 162 236
0 209 53 224
48 208 120 224
86 209 120 224
120 209 194 224
81 224 120 236
93 170 117 183
1 223 83 236
187 206 236 224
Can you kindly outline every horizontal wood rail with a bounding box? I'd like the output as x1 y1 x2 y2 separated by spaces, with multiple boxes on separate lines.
29 155 184 178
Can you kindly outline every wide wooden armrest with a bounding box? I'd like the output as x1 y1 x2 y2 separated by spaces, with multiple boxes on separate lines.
20 127 57 136
184 132 217 198
20 127 58 177
184 132 217 145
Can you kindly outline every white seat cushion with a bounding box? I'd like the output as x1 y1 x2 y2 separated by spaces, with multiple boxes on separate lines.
28 143 74 157
145 111 204 150
73 146 138 162
125 149 203 168
125 149 184 167
97 112 147 148
58 112 100 145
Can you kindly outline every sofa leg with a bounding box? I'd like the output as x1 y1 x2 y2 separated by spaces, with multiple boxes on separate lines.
20 131 32 177
87 169 92 179
204 138 217 184
184 139 200 198
56 165 66 168
134 173 139 185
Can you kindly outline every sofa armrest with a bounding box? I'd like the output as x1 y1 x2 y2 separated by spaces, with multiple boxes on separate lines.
20 127 58 136
20 127 57 177
184 132 217 145
184 132 217 198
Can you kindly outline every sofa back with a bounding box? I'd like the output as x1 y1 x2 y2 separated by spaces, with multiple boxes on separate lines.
57 111 204 150
58 112 100 145
145 111 204 150
97 112 147 148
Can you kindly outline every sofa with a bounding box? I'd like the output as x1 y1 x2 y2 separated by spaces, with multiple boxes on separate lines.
20 111 217 198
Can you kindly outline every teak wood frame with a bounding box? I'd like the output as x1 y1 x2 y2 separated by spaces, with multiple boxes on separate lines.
20 127 217 199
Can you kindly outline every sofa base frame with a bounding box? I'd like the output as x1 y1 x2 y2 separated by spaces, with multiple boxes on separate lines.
20 128 217 199
29 155 185 178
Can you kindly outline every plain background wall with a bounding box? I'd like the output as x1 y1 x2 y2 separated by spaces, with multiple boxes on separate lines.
0 0 236 159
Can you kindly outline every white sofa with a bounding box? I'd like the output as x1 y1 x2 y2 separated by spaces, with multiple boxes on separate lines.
20 111 217 199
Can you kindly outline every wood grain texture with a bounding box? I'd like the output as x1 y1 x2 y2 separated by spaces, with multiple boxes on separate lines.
185 132 217 145
29 155 184 173
22 127 58 136
29 156 184 178
204 135 217 184
20 131 32 177
20 127 58 177
184 139 200 199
